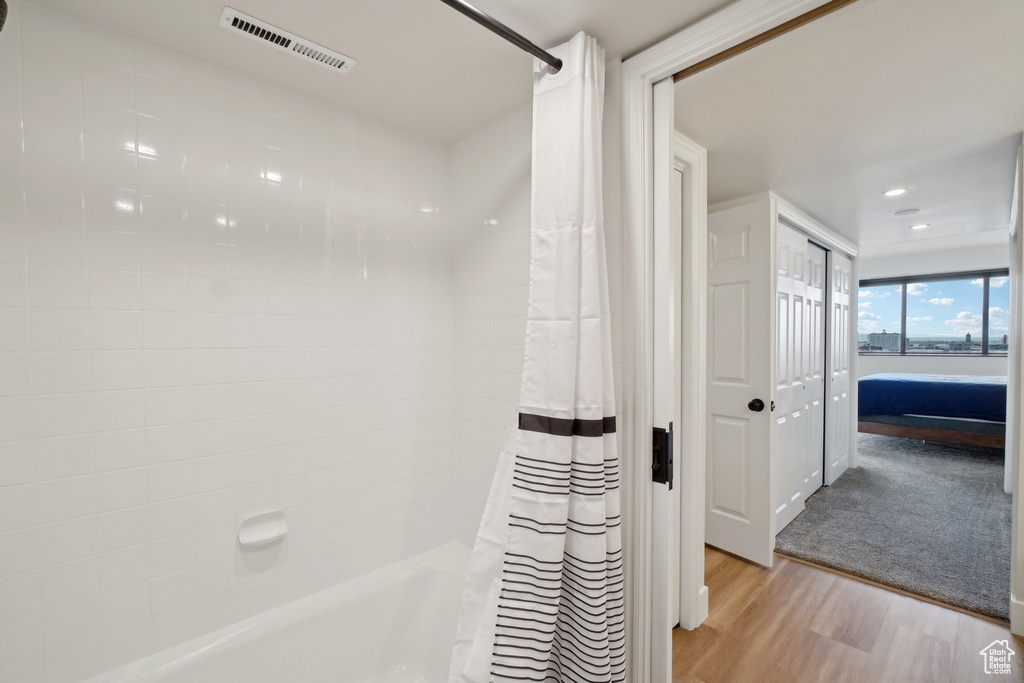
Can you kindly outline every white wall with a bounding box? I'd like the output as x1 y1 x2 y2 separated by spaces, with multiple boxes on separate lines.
858 242 1010 378
0 3 457 681
858 242 1009 280
858 354 1008 378
449 63 625 544
449 108 531 544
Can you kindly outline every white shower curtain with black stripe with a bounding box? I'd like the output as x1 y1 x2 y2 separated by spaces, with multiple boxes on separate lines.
449 31 623 683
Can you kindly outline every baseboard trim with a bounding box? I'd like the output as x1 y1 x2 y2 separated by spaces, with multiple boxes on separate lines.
679 585 710 630
1011 594 1024 635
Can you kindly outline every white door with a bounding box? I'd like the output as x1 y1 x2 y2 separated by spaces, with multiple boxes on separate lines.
705 196 774 567
803 242 827 502
825 251 853 484
774 222 810 532
774 225 826 532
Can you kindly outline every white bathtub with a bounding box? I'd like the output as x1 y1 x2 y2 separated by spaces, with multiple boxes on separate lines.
87 542 469 683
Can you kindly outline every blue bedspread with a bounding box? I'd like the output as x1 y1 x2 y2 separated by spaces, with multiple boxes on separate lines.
858 373 1007 422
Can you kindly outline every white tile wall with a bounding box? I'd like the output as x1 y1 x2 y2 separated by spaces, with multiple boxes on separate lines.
0 2 626 679
449 62 624 545
450 108 532 545
0 3 457 680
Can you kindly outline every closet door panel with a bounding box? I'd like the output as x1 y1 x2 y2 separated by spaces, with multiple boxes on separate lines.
803 243 827 501
774 223 808 532
826 251 854 484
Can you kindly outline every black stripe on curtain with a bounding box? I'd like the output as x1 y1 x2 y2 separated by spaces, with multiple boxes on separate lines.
518 413 616 437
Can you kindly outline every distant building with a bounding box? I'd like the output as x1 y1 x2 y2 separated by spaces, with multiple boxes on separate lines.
966 332 972 345
1003 335 1009 346
867 329 900 352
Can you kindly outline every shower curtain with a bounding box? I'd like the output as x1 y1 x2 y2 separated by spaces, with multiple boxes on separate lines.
449 32 624 683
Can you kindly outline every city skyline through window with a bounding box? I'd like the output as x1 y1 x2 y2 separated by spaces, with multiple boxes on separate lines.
857 272 1009 355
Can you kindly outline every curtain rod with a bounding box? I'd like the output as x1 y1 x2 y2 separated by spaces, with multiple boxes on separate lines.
438 0 562 73
673 0 858 82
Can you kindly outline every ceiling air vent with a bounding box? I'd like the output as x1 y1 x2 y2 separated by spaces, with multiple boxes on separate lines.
218 7 356 74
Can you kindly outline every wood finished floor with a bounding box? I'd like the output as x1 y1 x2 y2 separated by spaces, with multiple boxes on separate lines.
673 547 1024 683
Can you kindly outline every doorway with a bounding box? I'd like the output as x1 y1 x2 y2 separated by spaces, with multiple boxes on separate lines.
620 0 1024 678
699 192 857 568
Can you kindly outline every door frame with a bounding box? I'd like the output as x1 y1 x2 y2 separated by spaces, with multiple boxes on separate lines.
774 198 860 482
1010 140 1023 629
621 4 844 678
620 1 1024 679
671 131 709 632
650 83 709 682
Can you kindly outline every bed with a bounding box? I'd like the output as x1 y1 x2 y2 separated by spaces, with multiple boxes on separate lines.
858 373 1007 449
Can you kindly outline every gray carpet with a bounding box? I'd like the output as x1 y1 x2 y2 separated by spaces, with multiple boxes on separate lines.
775 433 1012 620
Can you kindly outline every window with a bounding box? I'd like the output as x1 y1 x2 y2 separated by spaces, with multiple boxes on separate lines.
857 270 1009 356
857 284 902 353
905 276 982 354
988 276 1010 353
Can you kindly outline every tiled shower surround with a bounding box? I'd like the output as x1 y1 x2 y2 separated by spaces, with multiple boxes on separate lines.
0 2 623 681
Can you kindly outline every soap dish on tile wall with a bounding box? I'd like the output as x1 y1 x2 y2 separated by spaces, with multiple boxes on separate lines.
238 511 288 548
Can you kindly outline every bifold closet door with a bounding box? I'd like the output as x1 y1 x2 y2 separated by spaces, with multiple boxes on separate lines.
826 251 853 484
774 223 807 531
802 243 827 501
774 225 826 533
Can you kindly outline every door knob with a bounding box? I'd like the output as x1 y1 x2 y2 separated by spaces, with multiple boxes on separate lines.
748 398 765 412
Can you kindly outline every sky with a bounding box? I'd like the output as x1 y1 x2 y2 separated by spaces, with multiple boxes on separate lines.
858 277 1009 339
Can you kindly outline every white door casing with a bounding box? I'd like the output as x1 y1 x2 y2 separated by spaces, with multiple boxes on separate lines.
1009 140 1022 635
826 250 853 485
673 132 709 632
705 195 775 568
652 79 710 676
650 77 674 683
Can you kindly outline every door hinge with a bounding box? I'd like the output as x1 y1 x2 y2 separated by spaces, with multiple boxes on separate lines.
652 423 674 488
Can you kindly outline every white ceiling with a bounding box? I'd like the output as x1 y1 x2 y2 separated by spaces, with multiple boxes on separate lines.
26 0 733 143
674 0 1024 251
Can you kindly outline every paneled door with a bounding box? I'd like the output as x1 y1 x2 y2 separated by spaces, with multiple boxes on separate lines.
802 242 827 501
775 225 826 532
826 251 853 484
774 223 807 531
705 197 774 567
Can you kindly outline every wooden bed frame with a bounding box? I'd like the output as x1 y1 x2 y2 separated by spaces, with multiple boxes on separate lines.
858 420 1005 450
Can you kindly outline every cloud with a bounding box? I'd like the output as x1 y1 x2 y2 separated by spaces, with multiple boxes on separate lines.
971 279 984 287
944 311 983 335
907 283 927 296
990 307 1009 335
923 297 954 306
907 316 933 326
991 277 1008 288
861 301 872 308
859 290 872 299
858 311 882 332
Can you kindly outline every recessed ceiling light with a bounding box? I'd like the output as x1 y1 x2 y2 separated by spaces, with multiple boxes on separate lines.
883 188 908 197
909 224 929 230
895 208 919 217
